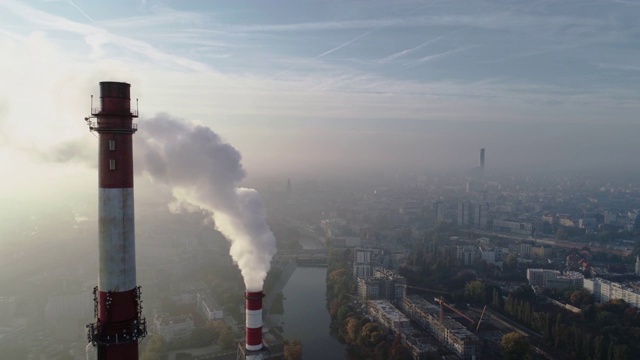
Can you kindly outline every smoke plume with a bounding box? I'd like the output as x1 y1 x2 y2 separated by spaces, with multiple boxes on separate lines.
137 114 276 291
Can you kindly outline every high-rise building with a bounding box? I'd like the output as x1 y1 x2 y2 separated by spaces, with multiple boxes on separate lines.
473 202 488 229
434 201 446 223
457 202 472 226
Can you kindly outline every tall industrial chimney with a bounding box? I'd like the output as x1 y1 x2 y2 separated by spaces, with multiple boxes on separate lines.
480 148 485 169
237 290 270 359
85 82 146 360
245 291 264 352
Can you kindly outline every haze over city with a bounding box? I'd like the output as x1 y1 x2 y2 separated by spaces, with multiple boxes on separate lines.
2 1 640 360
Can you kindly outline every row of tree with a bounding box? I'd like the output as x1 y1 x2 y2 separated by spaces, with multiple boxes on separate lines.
326 248 413 360
463 279 639 360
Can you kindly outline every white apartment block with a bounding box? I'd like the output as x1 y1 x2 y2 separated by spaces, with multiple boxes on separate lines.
584 278 640 307
527 269 584 289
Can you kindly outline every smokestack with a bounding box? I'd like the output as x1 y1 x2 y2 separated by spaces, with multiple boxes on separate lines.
86 82 146 360
245 291 264 351
480 148 485 169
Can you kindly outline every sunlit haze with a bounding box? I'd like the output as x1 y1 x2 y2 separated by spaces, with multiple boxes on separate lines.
3 2 640 359
2 0 640 198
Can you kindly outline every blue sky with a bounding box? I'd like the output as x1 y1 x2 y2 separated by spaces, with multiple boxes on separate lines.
1 0 640 202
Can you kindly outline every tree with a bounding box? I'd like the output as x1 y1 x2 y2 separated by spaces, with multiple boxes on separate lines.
344 316 361 343
570 289 594 307
464 280 487 304
501 332 532 360
504 253 518 271
389 343 412 360
284 340 303 360
140 334 166 360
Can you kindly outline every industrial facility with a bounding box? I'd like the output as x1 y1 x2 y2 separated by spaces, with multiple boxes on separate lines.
84 82 147 360
236 290 284 360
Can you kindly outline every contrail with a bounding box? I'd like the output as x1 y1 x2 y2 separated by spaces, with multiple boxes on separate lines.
412 45 480 66
67 0 96 23
136 115 277 291
268 29 375 80
379 28 461 64
316 29 374 58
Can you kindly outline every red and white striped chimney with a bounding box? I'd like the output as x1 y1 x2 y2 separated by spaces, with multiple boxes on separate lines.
86 82 146 360
245 291 264 351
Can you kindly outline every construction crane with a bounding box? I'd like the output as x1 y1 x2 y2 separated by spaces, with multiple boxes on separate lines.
475 305 487 333
401 285 451 295
434 297 474 325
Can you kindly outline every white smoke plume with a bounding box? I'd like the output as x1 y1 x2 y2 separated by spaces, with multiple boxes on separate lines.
136 114 276 291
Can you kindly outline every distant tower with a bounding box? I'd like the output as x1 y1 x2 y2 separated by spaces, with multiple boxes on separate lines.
479 148 485 179
286 178 292 193
85 82 146 360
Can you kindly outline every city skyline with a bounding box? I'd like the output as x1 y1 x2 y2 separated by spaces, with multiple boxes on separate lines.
1 0 640 206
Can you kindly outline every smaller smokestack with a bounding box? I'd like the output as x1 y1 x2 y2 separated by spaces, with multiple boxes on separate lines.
480 148 485 168
245 291 264 351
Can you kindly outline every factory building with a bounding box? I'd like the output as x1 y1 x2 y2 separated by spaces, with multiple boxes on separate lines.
402 296 479 360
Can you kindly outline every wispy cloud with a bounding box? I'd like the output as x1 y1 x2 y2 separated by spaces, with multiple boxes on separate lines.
1 0 216 74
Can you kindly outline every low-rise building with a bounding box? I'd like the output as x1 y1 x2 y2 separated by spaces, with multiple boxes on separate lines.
492 218 532 235
402 296 479 360
367 300 410 333
479 246 503 266
532 245 553 259
197 291 224 321
399 327 438 360
527 269 584 289
153 313 194 342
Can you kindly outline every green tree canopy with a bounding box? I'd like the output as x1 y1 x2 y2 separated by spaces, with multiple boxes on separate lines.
501 332 532 360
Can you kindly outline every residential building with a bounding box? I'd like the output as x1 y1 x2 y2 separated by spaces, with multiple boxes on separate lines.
532 245 553 259
479 246 503 266
456 246 479 266
527 269 584 289
584 278 640 307
402 296 479 360
492 218 533 235
367 300 410 333
357 268 406 304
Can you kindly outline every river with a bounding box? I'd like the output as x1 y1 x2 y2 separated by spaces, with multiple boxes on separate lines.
280 235 348 360
281 267 348 360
